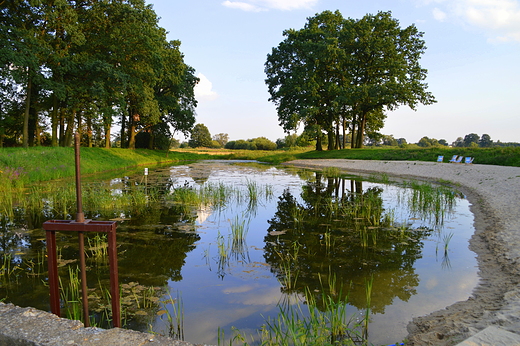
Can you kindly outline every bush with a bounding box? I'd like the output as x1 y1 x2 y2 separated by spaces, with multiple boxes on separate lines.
251 137 276 150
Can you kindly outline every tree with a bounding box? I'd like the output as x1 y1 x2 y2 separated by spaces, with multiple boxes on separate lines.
188 123 211 148
265 10 435 150
452 137 464 147
479 134 493 147
463 133 480 147
0 0 197 148
213 133 229 147
417 136 439 147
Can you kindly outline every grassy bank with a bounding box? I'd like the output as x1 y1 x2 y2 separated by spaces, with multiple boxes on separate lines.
2 146 519 187
291 146 520 167
187 146 520 166
0 147 217 185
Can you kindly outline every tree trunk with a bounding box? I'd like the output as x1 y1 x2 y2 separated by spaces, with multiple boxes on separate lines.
120 112 127 148
128 111 137 149
350 122 356 149
104 125 111 148
327 129 334 151
315 125 323 151
59 109 65 146
87 115 93 147
356 111 367 148
342 118 347 149
148 129 154 149
23 77 32 148
51 95 58 147
335 122 340 150
64 110 75 147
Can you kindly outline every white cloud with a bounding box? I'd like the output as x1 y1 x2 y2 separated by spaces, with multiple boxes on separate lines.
222 0 318 11
459 0 520 42
432 7 447 21
420 0 520 42
222 1 265 12
194 73 218 102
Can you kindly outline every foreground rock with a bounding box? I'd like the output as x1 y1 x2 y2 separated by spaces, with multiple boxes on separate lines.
0 303 201 346
285 159 520 346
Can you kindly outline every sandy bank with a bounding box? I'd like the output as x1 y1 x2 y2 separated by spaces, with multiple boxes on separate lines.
284 159 520 345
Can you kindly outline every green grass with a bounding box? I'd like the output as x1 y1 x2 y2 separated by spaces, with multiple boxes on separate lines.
287 146 520 167
1 146 518 193
0 147 218 185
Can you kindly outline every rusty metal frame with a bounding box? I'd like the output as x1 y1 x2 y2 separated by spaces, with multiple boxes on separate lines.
42 133 120 328
43 220 120 327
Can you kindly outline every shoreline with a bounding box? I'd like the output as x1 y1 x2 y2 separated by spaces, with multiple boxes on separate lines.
284 159 520 345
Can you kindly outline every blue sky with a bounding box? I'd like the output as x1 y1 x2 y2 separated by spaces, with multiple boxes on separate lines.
147 0 520 144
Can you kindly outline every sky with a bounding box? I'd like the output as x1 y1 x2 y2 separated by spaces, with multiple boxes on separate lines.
145 0 520 144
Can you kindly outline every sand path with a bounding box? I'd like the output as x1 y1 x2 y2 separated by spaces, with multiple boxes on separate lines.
284 159 520 345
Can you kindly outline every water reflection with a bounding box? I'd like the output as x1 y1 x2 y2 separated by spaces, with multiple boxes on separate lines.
264 173 432 315
0 161 478 345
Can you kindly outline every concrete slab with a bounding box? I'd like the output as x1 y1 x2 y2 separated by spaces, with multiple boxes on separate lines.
456 326 520 346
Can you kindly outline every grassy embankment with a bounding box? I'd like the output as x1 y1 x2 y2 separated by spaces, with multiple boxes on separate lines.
1 146 519 186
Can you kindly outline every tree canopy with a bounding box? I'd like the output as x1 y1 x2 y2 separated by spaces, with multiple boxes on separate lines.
0 0 198 148
265 10 436 150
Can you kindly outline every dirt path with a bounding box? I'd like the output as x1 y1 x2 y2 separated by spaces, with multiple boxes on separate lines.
284 159 520 345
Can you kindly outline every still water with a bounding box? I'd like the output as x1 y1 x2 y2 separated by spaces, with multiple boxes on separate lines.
0 160 478 345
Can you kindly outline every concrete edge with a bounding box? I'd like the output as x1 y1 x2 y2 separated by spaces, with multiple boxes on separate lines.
0 302 205 346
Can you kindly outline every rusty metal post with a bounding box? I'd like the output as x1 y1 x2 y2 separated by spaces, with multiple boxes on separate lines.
74 132 85 223
78 232 90 326
44 133 120 328
74 132 90 326
107 226 121 327
45 230 60 316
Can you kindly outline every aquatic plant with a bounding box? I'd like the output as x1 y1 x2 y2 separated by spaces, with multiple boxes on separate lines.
322 167 341 178
229 216 250 262
156 291 185 340
221 273 366 346
86 234 108 263
275 241 301 291
404 181 457 227
59 266 82 321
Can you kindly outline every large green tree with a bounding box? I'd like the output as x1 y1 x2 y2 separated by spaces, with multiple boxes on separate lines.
0 0 197 148
265 10 436 149
188 123 212 148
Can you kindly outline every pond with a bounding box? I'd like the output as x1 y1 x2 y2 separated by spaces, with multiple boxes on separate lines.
0 160 479 345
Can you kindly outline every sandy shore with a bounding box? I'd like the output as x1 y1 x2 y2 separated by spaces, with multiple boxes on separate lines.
284 159 520 345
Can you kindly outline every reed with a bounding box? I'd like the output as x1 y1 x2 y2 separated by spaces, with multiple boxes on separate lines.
405 181 457 227
229 216 250 262
275 241 301 291
363 275 374 340
223 275 364 346
156 291 185 340
59 266 82 321
442 232 454 253
0 253 17 282
86 234 108 263
322 167 341 178
216 232 229 278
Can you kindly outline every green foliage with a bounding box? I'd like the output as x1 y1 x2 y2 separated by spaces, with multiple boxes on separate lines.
188 124 212 148
0 0 197 148
224 137 277 151
0 147 216 185
417 136 439 147
213 133 229 147
265 10 435 149
291 147 520 167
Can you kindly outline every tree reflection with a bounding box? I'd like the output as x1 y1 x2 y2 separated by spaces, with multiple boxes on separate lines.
264 173 432 314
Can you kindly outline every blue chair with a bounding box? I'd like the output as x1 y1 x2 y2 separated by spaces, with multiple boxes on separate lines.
450 155 463 163
437 155 444 162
